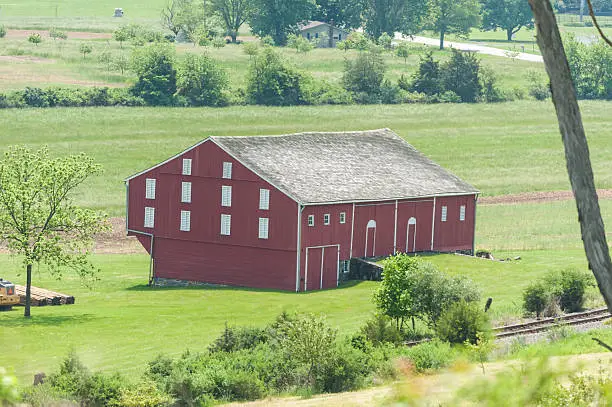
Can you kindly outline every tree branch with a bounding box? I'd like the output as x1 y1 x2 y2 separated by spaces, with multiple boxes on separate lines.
586 0 612 46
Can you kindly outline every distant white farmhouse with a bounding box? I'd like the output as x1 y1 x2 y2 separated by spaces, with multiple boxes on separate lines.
299 21 350 48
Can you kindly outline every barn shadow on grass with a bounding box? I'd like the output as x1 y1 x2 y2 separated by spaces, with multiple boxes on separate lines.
125 279 368 293
8 313 97 327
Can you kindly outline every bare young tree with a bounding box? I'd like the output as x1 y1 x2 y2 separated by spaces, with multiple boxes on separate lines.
528 0 612 311
161 0 185 36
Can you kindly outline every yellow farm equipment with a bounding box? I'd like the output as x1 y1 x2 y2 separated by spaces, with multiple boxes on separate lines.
0 279 20 310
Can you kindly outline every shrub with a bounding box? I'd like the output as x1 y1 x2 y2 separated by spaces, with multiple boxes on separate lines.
411 51 442 95
546 268 594 313
342 49 386 98
440 50 482 103
287 34 314 53
318 342 369 393
360 313 403 346
0 367 19 405
523 281 550 318
436 300 489 344
245 47 312 106
118 381 172 407
22 382 70 407
212 36 226 48
23 87 50 107
527 70 550 100
405 340 455 372
130 43 177 106
308 81 353 105
396 42 410 64
208 324 270 353
0 25 7 39
79 43 93 58
176 53 229 107
28 32 42 46
49 27 67 40
377 32 393 50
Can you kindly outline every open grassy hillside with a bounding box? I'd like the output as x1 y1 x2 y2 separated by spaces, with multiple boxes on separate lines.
0 101 609 215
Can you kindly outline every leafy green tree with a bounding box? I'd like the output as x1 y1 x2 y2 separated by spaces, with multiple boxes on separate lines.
113 26 130 48
395 41 410 63
363 0 428 38
287 33 315 52
426 0 481 49
342 48 387 98
246 47 312 105
247 0 315 45
564 34 612 100
79 43 92 59
212 0 252 43
440 49 482 102
28 32 42 46
0 146 107 318
177 53 229 106
480 0 534 41
131 43 177 106
523 282 550 318
112 54 130 75
436 300 489 344
377 32 393 49
343 31 373 51
312 0 364 46
411 51 442 95
243 41 259 58
161 0 189 36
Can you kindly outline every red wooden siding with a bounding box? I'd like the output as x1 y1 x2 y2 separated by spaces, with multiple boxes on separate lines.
432 195 476 252
127 140 299 290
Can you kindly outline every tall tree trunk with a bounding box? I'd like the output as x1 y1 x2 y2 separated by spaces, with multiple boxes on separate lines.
231 32 237 43
439 30 445 50
507 28 513 41
24 263 32 318
528 0 612 313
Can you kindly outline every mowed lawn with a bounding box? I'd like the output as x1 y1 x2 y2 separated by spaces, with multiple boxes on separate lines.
0 248 596 382
0 101 610 216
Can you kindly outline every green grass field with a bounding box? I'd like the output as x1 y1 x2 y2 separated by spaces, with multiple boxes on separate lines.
0 101 609 215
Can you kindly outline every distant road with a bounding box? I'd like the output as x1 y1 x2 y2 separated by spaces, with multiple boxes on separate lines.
395 34 544 63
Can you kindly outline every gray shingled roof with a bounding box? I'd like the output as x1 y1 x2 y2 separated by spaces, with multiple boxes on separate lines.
212 129 478 204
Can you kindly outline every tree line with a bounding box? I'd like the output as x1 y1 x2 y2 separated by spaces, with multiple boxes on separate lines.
164 0 541 49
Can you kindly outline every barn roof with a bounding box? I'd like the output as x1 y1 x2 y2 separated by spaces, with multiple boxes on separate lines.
212 129 478 205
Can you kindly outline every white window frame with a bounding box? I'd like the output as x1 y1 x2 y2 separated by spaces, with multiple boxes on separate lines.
323 214 330 225
339 212 346 224
181 182 192 203
459 205 466 222
182 158 192 176
222 162 233 179
441 206 448 222
221 185 232 207
144 207 155 228
221 214 231 236
342 260 350 273
145 178 156 200
259 189 270 210
308 215 315 227
259 217 269 239
180 210 191 232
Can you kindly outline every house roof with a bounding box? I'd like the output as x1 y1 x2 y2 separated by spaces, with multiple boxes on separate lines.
211 129 478 205
299 21 349 33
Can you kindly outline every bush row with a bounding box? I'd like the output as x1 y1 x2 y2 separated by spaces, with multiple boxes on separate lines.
0 87 145 108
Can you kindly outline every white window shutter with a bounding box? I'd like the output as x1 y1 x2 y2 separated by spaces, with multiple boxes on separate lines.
323 214 330 225
223 162 233 179
441 206 448 222
259 189 270 210
180 210 191 231
339 212 346 224
459 205 466 221
308 215 314 227
182 182 192 203
259 217 269 239
221 214 231 235
182 158 192 175
144 207 155 228
145 179 156 200
221 186 232 207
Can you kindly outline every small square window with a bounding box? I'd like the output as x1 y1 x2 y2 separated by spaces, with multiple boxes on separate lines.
181 182 192 203
259 217 269 239
221 185 232 207
323 214 330 225
259 189 270 210
144 207 155 228
221 214 231 236
339 212 346 224
441 206 448 222
182 158 192 176
459 205 466 222
180 210 191 231
145 178 156 200
308 215 315 227
222 162 232 179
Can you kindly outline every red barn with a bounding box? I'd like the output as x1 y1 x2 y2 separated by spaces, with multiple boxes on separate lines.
125 129 478 291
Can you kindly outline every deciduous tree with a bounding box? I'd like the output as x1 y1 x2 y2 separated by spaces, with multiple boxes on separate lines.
0 146 108 318
481 0 534 41
247 0 316 45
131 43 177 106
364 0 429 38
177 53 229 106
426 0 481 49
212 0 252 43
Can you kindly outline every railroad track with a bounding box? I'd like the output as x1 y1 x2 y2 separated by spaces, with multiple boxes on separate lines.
494 307 611 339
403 308 611 346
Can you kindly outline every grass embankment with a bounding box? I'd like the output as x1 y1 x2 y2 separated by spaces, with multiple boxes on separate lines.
0 101 610 215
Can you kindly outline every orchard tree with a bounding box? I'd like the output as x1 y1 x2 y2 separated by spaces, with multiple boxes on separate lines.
427 0 481 49
247 0 315 45
212 0 252 43
481 0 534 41
0 146 108 318
364 0 429 38
396 41 410 64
